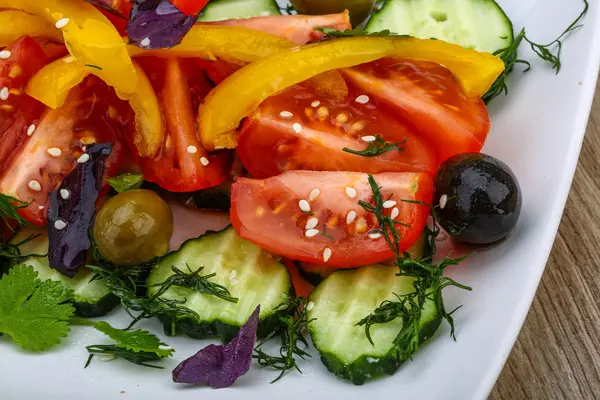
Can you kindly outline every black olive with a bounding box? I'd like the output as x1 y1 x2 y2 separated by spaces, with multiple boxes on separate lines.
433 153 522 245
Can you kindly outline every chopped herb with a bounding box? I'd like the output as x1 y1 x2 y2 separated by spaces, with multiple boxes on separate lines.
106 173 144 193
343 135 406 157
321 225 334 242
85 345 166 369
279 3 296 15
315 27 409 38
0 193 27 231
85 64 103 70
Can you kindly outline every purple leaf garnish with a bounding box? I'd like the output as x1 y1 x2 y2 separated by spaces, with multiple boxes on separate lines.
48 143 112 277
127 0 198 49
173 306 260 388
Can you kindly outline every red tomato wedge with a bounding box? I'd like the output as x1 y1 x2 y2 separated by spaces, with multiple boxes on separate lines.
341 59 491 163
131 58 232 192
171 0 210 15
238 83 437 178
0 77 132 225
231 171 433 267
202 11 352 44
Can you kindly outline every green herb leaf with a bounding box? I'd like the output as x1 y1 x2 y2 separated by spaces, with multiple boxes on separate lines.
0 193 28 231
343 135 406 157
85 345 167 369
253 296 314 383
106 173 144 193
85 64 103 70
0 266 75 351
315 27 408 38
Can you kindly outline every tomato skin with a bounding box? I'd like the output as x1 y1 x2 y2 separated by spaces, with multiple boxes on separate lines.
171 0 210 15
238 83 437 178
130 58 232 192
231 171 433 267
341 59 491 163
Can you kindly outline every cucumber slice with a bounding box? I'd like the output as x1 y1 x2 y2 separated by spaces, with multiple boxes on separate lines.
10 227 119 318
197 0 281 22
308 265 441 385
147 226 292 342
366 0 513 54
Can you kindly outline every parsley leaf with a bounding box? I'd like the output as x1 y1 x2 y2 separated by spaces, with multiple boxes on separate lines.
0 266 75 351
316 27 409 38
92 321 174 357
106 173 144 193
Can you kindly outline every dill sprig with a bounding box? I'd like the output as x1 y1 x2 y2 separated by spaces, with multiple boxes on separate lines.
0 193 27 230
0 234 43 260
343 135 406 157
356 174 472 361
253 297 314 383
85 345 165 369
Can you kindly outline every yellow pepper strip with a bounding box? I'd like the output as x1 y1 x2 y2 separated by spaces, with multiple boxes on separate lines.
25 56 89 109
118 63 165 159
0 10 63 47
198 37 505 151
0 0 137 95
127 25 296 63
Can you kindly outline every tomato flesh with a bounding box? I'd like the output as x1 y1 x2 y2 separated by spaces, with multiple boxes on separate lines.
231 171 433 267
341 59 491 163
238 83 437 178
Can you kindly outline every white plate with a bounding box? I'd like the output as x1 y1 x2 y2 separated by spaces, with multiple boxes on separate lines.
3 1 600 399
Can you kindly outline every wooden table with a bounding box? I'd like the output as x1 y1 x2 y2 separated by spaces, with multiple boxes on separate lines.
490 78 600 398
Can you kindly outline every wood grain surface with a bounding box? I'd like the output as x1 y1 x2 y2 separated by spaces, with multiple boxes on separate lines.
490 78 600 399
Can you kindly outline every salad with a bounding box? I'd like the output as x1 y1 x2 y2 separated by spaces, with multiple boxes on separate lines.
0 0 587 389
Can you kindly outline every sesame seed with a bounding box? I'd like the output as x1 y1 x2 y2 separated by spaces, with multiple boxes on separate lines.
279 111 293 118
77 153 90 164
28 180 41 192
298 199 311 213
54 220 67 230
439 194 448 209
0 87 9 101
186 145 197 154
322 248 332 263
306 301 315 311
55 18 70 29
383 200 397 209
292 123 303 133
200 157 210 166
305 217 319 230
346 210 357 225
361 135 376 143
369 232 383 240
305 229 319 238
27 124 36 136
81 145 87 152
391 207 399 220
140 37 151 47
345 186 357 199
60 189 70 200
309 188 320 202
355 95 370 104
229 270 237 280
38 205 45 210
47 147 62 157
311 100 320 108
0 50 11 59
62 56 75 63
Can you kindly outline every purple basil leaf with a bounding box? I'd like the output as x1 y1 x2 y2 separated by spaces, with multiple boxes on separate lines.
173 306 260 388
127 0 198 49
48 143 112 277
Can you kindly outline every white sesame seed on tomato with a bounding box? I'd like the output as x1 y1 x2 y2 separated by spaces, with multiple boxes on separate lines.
77 153 90 164
311 100 320 108
28 180 41 192
305 217 319 230
47 148 62 157
305 229 319 238
55 18 70 29
391 207 399 220
54 220 67 230
140 37 151 47
322 248 332 263
200 157 210 166
355 95 370 104
368 232 383 240
279 111 293 118
292 123 303 134
309 188 320 202
361 135 376 143
60 189 70 200
439 194 448 209
298 199 311 213
0 50 11 59
346 210 357 225
383 200 397 209
27 124 36 136
0 87 9 101
345 186 357 199
186 145 197 154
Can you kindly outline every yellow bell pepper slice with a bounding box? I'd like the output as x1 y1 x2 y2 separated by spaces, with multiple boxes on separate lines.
127 25 296 63
0 0 137 95
198 37 505 151
25 56 89 109
0 10 63 47
119 63 165 159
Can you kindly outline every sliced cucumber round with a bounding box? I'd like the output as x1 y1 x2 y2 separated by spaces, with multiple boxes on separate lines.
308 265 441 385
197 0 281 22
366 0 513 54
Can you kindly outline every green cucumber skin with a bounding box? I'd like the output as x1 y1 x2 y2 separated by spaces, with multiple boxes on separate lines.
197 0 281 22
73 294 120 318
366 0 514 54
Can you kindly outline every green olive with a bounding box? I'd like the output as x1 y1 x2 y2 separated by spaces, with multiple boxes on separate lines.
93 189 173 267
290 0 375 26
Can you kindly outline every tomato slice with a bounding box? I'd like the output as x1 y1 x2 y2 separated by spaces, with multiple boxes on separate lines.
131 58 232 192
341 59 491 163
171 0 210 15
237 83 436 178
231 171 433 267
0 77 132 225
